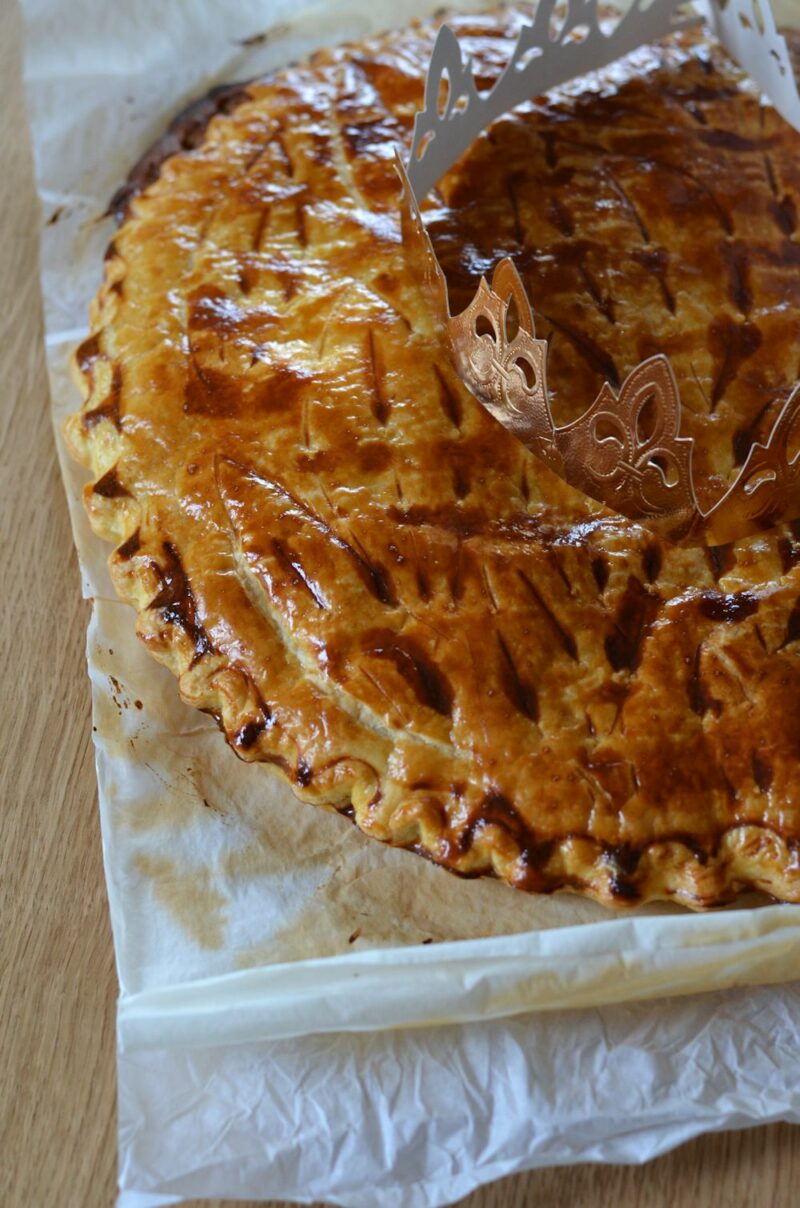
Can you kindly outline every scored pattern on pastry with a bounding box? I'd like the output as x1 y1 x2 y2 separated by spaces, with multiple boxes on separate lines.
400 0 800 543
66 7 800 908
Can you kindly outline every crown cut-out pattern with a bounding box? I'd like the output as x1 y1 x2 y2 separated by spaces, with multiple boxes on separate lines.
706 0 800 130
451 259 800 544
408 0 694 200
400 0 800 545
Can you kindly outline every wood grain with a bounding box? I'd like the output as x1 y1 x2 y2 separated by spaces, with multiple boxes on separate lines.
1 0 798 1205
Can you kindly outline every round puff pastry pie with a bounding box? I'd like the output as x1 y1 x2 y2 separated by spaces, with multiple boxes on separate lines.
66 5 800 909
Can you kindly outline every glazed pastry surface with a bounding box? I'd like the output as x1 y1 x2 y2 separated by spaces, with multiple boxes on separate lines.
66 7 800 908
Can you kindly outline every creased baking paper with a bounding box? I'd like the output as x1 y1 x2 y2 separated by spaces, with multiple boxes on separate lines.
20 0 800 1203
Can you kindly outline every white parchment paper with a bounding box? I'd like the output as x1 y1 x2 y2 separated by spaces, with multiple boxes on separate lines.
20 0 800 1203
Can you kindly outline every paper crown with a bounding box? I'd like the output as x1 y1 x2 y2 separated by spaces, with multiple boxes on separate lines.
398 0 800 545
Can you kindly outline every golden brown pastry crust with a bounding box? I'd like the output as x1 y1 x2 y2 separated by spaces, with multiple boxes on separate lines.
66 7 800 909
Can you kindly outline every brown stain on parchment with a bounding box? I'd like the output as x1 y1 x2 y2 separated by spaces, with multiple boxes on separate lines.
222 829 341 881
231 853 545 968
122 758 227 834
125 780 209 832
220 796 358 881
133 853 229 949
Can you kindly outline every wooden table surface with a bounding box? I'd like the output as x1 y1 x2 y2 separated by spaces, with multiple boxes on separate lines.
2 1 799 1205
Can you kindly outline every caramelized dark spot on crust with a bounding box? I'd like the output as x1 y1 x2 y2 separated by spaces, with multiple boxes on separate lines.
433 364 462 429
387 502 486 537
548 549 575 598
537 309 621 389
415 565 431 601
76 332 101 375
271 538 329 609
605 167 650 242
294 195 308 248
367 328 391 425
411 839 483 879
732 397 777 466
184 358 240 417
116 529 141 559
591 555 609 592
706 543 736 581
449 542 467 603
364 629 452 717
109 82 254 223
516 568 578 660
654 832 711 864
185 331 311 418
540 129 559 168
296 758 313 787
607 842 642 876
698 128 775 153
496 631 539 722
92 466 131 498
455 791 555 888
769 192 797 236
631 246 675 315
232 687 277 752
507 172 524 245
578 263 617 324
720 241 753 315
697 590 758 623
453 465 471 499
235 719 265 749
357 441 393 474
347 543 396 607
148 541 214 666
762 148 799 234
83 367 122 430
708 316 763 411
605 576 660 673
751 751 773 792
609 874 640 902
77 333 122 431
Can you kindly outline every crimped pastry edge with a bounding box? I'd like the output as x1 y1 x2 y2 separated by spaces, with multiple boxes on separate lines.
62 22 800 914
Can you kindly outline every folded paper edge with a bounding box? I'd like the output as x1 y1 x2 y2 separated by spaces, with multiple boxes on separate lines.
118 903 800 1051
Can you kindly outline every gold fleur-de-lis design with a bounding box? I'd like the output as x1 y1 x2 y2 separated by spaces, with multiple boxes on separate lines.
555 356 697 539
449 259 557 466
396 2 800 544
394 155 800 546
445 258 800 545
